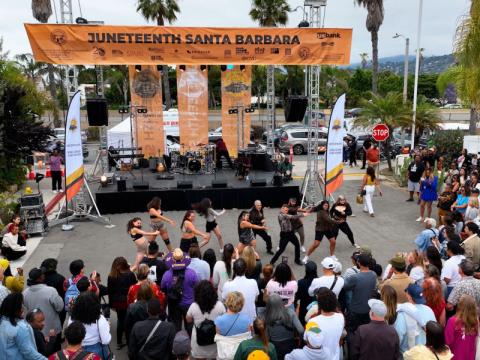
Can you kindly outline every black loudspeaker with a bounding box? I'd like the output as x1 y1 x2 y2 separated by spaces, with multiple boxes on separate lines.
177 180 193 189
284 96 308 122
138 158 149 168
212 180 228 188
133 182 149 190
272 175 283 186
86 98 109 126
117 179 127 192
251 178 267 187
149 157 158 172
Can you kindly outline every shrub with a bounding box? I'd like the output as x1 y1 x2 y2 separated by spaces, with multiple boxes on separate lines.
429 130 463 159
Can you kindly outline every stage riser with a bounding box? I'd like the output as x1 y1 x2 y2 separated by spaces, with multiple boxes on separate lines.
96 186 300 214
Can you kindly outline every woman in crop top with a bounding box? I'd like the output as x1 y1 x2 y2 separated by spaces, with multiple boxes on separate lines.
180 210 208 253
237 211 267 255
127 217 159 271
193 198 226 250
147 197 175 252
360 166 383 217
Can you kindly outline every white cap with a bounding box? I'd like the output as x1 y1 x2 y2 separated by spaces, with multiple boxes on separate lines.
321 257 336 269
368 299 387 318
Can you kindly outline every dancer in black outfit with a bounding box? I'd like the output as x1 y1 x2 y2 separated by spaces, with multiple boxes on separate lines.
249 200 273 254
330 195 359 248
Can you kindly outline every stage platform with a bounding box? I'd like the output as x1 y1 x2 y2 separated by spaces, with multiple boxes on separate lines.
94 169 300 214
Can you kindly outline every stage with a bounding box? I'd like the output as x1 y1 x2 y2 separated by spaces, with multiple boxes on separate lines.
94 168 300 214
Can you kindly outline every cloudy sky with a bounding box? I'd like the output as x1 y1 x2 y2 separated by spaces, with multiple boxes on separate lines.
1 0 470 63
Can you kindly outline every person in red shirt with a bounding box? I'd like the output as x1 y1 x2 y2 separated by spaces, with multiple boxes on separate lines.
215 138 234 169
127 263 166 306
49 321 100 360
366 143 380 167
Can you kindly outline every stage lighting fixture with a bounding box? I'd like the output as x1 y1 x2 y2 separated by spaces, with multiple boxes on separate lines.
156 65 164 74
228 109 239 115
118 106 130 114
137 108 148 114
135 65 142 72
179 65 186 72
75 17 88 24
298 20 310 28
200 65 207 72
221 65 227 72
240 65 246 72
245 107 255 113
100 175 108 187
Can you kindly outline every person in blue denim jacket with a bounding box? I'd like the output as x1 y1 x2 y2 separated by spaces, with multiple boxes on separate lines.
0 292 46 360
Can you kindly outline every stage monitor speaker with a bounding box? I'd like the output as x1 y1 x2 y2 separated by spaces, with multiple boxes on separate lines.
117 179 127 192
177 180 193 189
86 98 109 126
212 180 228 188
251 178 267 187
133 182 149 190
284 96 308 122
272 175 283 187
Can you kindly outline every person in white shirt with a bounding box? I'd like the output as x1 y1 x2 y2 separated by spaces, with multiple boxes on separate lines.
309 257 344 298
441 241 466 298
187 244 210 281
309 287 345 360
221 258 259 322
1 224 27 260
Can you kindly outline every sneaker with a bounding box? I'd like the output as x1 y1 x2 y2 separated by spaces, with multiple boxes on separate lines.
52 190 58 193
406 198 414 202
416 217 423 222
219 248 223 254
267 250 274 255
301 246 306 253
370 213 375 217
295 260 303 266
363 209 368 213
276 246 280 251
59 189 64 192
331 255 338 261
353 243 361 249
302 256 309 264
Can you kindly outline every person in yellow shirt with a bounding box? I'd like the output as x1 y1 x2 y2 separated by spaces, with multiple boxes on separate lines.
0 258 25 293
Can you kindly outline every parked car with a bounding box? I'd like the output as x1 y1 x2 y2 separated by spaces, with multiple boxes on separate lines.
44 140 89 159
53 127 88 143
441 103 462 109
345 108 363 118
208 126 255 143
279 126 328 155
262 123 306 142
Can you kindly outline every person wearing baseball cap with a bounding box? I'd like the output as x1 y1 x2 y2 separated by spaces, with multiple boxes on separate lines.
308 257 344 298
172 330 191 360
380 256 414 304
284 321 331 360
350 299 399 360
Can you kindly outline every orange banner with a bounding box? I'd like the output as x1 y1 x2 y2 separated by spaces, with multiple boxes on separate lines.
128 65 164 157
25 24 352 65
221 66 252 157
176 66 209 151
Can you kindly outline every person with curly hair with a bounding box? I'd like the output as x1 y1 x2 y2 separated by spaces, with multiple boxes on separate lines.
422 278 446 326
186 280 226 359
69 292 112 359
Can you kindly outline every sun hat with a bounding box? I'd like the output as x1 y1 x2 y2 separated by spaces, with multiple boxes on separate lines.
165 248 191 269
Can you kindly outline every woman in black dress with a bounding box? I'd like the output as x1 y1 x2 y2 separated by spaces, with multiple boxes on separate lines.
330 195 359 248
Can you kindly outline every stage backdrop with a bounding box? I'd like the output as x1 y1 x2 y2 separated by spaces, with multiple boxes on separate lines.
25 24 352 65
65 91 84 201
325 94 347 196
128 65 164 157
176 66 209 151
221 66 252 157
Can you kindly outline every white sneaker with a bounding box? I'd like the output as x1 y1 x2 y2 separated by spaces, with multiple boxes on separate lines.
52 190 58 193
416 217 423 222
302 256 309 264
219 248 223 254
276 246 280 251
59 189 64 192
301 246 306 253
353 243 361 249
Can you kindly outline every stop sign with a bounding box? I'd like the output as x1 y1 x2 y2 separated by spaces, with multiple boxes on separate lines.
372 124 390 142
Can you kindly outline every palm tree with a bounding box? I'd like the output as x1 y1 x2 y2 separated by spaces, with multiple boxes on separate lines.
355 0 384 94
360 52 369 69
15 53 47 84
31 0 61 126
137 0 180 110
414 100 441 145
354 92 411 171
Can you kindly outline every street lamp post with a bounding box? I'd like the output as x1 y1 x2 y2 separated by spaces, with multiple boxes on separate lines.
411 0 424 150
393 33 410 147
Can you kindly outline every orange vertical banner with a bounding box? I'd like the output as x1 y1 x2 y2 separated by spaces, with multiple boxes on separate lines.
221 66 252 157
176 66 209 151
128 65 164 157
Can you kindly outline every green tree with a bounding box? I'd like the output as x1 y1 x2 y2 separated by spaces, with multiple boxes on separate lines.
417 74 439 100
319 66 349 108
347 68 371 106
354 0 385 94
136 0 180 110
414 99 441 145
354 92 411 170
377 71 403 96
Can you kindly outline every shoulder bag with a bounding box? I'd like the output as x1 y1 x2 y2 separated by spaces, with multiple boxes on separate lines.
139 320 162 353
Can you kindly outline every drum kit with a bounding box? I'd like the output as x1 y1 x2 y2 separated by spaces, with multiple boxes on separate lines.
170 143 216 175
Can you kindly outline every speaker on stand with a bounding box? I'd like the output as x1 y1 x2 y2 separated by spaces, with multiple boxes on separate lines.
284 96 308 123
86 99 109 126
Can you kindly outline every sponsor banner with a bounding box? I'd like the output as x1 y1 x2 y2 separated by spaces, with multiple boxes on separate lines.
176 66 209 151
221 66 252 157
128 65 164 157
65 91 84 201
25 24 352 65
325 94 347 196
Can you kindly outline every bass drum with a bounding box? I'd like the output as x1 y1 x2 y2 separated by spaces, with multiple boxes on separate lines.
188 159 201 172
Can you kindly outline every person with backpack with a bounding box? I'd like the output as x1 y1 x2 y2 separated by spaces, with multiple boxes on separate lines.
64 260 99 314
162 248 199 332
128 298 175 360
186 280 226 359
49 321 100 360
140 241 168 286
107 257 137 350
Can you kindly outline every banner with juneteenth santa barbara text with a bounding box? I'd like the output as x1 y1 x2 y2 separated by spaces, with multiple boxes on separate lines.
221 66 252 157
24 24 352 65
65 91 84 201
325 94 347 196
128 65 164 157
176 66 209 151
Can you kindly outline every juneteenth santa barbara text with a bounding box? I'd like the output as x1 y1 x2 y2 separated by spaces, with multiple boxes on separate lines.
87 32 301 45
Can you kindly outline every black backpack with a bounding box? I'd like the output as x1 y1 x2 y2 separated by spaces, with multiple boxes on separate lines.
167 270 185 302
196 317 216 346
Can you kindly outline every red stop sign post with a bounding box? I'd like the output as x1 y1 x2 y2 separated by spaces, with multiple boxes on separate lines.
371 124 390 176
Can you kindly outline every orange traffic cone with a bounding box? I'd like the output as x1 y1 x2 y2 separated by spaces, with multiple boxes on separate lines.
28 170 35 180
46 166 51 178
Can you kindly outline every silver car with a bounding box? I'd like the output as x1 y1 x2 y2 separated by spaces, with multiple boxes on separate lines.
279 127 328 155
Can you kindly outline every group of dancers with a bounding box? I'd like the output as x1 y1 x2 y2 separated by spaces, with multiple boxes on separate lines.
126 195 360 270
